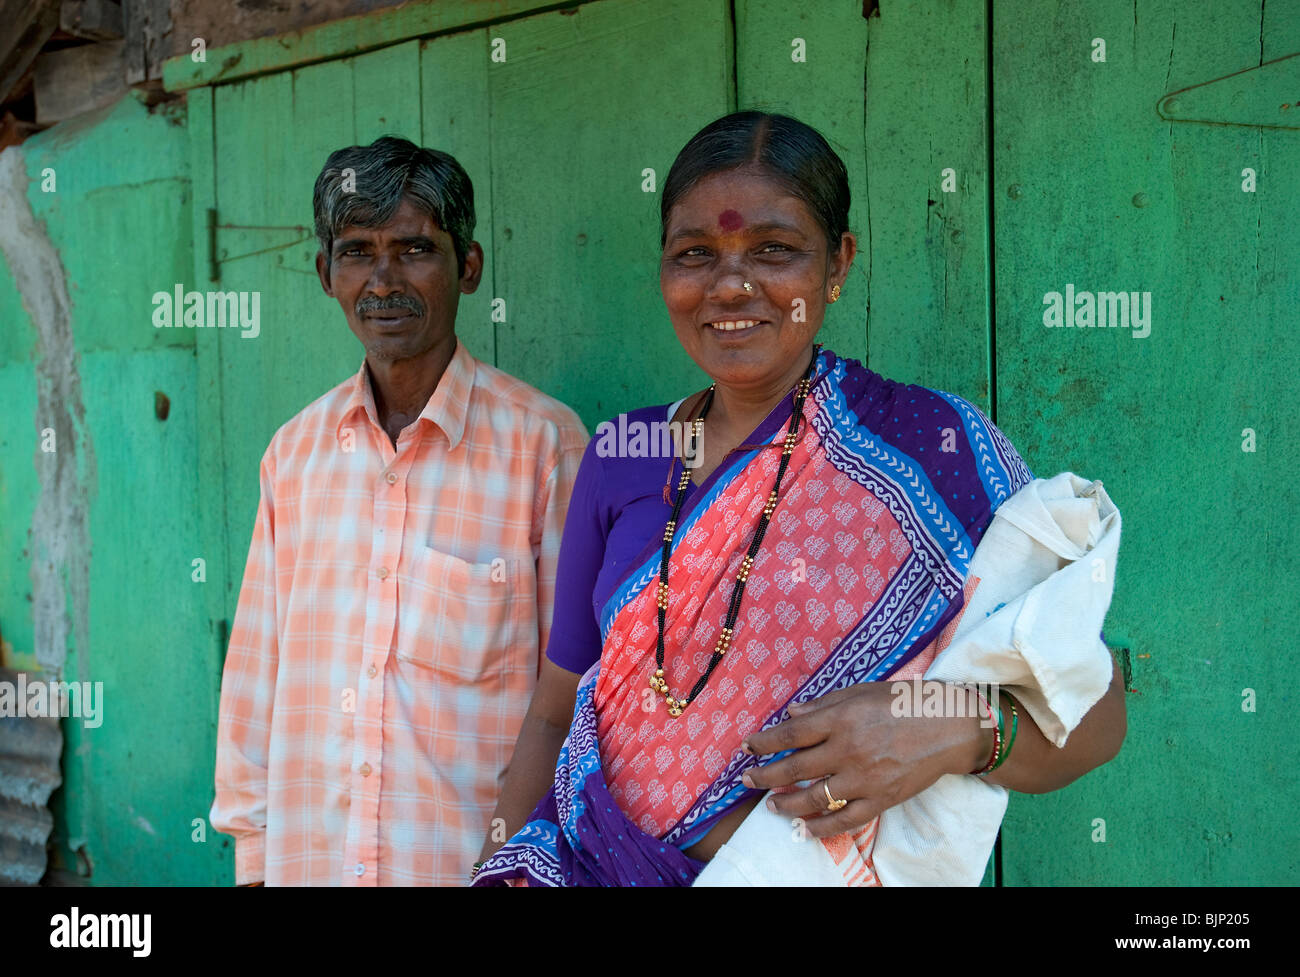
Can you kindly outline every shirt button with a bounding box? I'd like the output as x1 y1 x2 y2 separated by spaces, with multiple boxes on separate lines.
386 471 398 484
377 567 389 579
367 664 377 678
360 762 372 777
354 863 365 877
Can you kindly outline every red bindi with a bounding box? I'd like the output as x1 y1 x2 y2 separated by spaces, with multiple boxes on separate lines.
718 209 744 231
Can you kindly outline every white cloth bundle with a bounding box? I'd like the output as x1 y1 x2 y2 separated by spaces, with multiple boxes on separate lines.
694 472 1121 886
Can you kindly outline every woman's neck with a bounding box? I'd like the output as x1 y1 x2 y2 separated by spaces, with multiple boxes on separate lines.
708 344 815 442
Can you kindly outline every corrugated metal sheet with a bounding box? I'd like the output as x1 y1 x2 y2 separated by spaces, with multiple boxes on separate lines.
0 667 62 885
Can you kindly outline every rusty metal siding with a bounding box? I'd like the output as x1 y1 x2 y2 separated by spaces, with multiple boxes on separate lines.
0 669 62 885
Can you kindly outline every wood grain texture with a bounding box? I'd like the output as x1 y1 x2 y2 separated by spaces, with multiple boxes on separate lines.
420 28 496 364
486 0 732 429
860 0 993 412
735 0 871 366
162 0 585 92
1 93 219 883
993 0 1299 885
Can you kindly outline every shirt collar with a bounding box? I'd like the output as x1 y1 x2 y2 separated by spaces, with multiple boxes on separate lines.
336 339 475 450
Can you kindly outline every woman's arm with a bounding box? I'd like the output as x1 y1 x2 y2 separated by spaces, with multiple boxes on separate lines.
477 658 580 863
475 436 611 867
983 656 1126 793
742 657 1126 838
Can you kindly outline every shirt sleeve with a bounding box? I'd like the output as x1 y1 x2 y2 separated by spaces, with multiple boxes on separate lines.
544 436 610 675
209 445 279 885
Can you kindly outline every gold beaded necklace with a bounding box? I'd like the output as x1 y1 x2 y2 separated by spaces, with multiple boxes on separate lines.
649 346 820 718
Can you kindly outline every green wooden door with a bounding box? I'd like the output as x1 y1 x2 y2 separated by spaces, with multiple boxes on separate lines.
193 0 735 642
991 0 1300 884
187 0 1298 885
188 0 1004 887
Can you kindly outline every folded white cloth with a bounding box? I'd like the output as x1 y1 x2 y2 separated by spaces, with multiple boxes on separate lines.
694 472 1121 886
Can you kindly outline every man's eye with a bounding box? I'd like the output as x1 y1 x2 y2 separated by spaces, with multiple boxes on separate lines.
676 247 709 258
406 244 432 253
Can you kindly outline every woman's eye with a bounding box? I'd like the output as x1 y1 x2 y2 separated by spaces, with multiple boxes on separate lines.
670 247 710 261
759 242 792 253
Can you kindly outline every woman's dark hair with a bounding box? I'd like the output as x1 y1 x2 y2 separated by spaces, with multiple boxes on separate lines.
660 112 850 253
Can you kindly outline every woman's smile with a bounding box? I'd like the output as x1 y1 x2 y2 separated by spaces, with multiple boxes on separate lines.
660 165 852 398
705 318 768 332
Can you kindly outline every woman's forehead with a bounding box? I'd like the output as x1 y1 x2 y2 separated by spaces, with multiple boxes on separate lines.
667 171 813 233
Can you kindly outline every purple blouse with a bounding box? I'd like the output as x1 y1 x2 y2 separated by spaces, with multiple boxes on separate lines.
544 403 687 674
545 396 798 675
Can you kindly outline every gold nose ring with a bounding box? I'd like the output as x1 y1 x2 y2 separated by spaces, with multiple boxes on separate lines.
743 282 753 292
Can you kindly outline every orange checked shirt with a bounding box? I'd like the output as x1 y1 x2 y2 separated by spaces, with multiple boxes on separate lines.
210 340 587 885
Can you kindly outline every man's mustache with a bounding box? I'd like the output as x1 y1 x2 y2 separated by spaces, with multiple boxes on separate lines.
356 294 425 318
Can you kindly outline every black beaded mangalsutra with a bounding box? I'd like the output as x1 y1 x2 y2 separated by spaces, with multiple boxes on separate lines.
649 346 821 718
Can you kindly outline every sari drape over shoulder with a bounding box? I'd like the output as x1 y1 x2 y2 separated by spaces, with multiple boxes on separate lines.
473 348 1033 886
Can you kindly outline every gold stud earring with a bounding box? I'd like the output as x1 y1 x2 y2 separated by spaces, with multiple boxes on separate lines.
829 284 841 303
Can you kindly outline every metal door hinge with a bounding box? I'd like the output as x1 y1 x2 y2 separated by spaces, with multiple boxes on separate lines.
205 208 314 282
1158 52 1300 130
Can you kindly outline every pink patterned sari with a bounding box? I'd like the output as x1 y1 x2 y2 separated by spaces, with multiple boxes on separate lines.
474 348 1031 886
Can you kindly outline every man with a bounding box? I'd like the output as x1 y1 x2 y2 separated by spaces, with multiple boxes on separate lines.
210 137 588 885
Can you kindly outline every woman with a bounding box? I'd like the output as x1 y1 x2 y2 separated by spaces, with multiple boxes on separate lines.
472 112 1126 886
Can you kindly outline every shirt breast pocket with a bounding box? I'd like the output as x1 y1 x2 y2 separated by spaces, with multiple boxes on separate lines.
397 546 522 684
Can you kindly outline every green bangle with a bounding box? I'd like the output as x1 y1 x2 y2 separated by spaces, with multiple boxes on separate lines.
972 687 1003 775
991 690 1019 770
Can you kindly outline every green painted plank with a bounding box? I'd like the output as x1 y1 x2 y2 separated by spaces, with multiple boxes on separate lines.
185 84 234 763
860 0 993 412
353 39 423 143
994 0 1300 884
487 0 733 430
32 176 193 354
161 0 591 92
19 93 194 355
22 90 191 197
2 92 213 882
0 362 41 662
210 61 360 620
734 0 870 364
420 28 496 364
211 69 300 620
0 235 33 366
61 347 220 884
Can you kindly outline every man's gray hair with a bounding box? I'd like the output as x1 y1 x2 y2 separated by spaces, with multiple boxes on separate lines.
313 136 475 274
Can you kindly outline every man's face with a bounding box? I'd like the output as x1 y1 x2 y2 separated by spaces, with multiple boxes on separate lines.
316 195 482 363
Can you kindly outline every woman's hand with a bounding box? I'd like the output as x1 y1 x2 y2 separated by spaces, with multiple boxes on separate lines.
741 659 1126 839
739 682 990 839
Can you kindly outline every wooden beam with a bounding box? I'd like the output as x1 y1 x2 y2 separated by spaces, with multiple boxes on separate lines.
122 0 170 83
61 0 126 41
33 39 127 124
0 0 59 104
161 0 590 92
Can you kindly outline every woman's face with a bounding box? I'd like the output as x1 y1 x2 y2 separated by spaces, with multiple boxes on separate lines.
660 166 855 397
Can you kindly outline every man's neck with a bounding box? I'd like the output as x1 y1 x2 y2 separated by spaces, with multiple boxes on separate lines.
367 335 457 447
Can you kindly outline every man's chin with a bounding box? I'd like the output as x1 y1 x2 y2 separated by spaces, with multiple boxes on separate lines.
362 334 452 366
365 340 421 362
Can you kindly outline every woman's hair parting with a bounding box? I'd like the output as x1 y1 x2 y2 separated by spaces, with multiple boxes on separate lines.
660 111 850 252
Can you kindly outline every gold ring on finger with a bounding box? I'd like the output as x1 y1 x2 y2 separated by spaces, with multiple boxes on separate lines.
822 778 848 813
